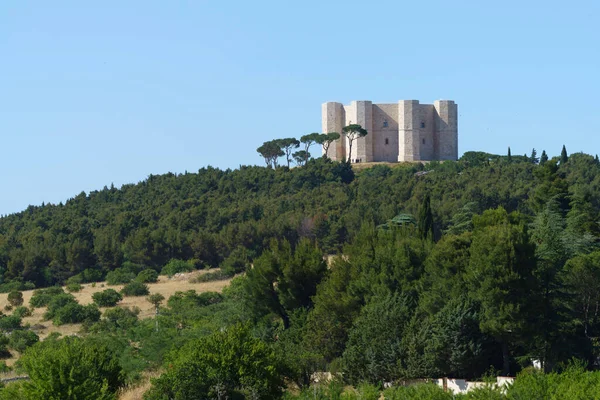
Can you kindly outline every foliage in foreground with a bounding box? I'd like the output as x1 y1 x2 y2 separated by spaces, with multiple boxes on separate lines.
144 324 284 400
2 336 124 400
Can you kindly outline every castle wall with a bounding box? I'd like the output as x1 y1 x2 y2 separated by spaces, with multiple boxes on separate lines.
372 104 399 162
418 104 436 161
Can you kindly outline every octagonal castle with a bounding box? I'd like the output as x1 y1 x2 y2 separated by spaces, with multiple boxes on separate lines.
322 99 458 162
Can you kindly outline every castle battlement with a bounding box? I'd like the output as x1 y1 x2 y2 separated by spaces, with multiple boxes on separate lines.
322 99 458 162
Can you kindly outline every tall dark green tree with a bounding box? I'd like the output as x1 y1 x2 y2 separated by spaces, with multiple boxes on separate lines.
243 239 327 329
561 145 569 164
342 292 412 383
529 198 574 370
540 150 548 165
418 193 434 241
530 148 539 164
464 207 536 375
507 147 512 162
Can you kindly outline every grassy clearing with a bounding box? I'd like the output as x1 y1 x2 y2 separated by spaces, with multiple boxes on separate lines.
0 269 231 366
117 370 162 400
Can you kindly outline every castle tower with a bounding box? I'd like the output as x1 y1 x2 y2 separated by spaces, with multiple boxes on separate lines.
398 100 421 162
434 100 458 160
345 101 373 162
322 102 345 160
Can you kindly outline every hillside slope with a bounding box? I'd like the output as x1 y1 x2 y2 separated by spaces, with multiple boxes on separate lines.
0 152 598 289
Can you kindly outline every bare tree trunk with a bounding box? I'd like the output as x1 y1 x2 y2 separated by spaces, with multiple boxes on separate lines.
347 138 353 163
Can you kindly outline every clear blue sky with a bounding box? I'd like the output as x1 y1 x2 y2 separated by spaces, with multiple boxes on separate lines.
1 1 599 215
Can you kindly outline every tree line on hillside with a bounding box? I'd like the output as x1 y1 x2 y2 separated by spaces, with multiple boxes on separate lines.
0 145 594 291
256 124 368 167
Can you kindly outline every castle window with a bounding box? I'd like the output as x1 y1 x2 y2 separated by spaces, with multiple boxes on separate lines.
422 138 426 144
421 122 426 128
383 120 388 128
385 138 389 145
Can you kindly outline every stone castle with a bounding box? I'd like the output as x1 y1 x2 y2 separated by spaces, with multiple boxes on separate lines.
322 99 458 162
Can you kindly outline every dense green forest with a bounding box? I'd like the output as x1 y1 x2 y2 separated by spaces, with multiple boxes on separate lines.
2 148 588 288
4 148 600 398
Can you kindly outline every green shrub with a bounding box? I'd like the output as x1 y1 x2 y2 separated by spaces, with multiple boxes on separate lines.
43 293 77 320
29 286 65 308
81 268 103 283
65 274 83 285
382 384 454 400
0 360 11 373
167 290 223 311
466 385 504 399
89 307 140 333
355 383 381 400
0 335 10 359
160 259 194 277
66 283 83 293
121 281 149 297
105 268 136 285
92 289 123 307
43 293 101 325
52 303 101 326
7 291 24 307
66 269 103 285
8 329 39 353
0 315 22 332
191 269 231 282
122 262 146 274
12 306 32 318
502 363 600 400
18 336 124 399
136 269 159 283
145 324 283 400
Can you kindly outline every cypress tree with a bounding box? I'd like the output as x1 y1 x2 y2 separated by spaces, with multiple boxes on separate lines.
418 193 434 241
560 145 568 164
507 147 512 163
540 150 548 165
530 148 539 164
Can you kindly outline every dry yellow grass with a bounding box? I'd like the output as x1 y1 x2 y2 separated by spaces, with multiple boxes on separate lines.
0 269 232 367
118 370 162 400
